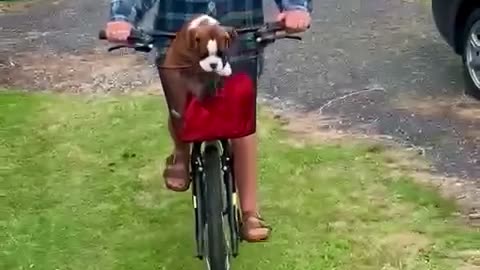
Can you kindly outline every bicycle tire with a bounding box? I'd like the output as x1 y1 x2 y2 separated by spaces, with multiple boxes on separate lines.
204 144 229 270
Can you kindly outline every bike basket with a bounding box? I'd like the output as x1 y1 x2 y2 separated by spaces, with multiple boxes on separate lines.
157 56 259 143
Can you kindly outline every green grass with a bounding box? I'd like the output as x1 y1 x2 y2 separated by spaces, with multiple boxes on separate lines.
0 91 479 270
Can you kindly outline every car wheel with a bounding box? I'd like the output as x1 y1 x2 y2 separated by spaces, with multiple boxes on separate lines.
462 8 480 99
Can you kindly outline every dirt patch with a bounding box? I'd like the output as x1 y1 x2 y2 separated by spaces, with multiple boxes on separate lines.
0 49 161 93
393 94 480 155
448 250 480 269
0 0 59 13
271 108 419 150
458 265 480 270
0 0 35 13
380 231 431 254
272 108 480 227
384 151 480 227
394 95 480 122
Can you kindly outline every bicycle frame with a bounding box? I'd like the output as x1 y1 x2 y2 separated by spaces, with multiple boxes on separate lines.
98 21 305 268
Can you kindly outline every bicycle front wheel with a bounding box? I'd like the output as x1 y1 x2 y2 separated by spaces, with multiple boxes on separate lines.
203 144 229 270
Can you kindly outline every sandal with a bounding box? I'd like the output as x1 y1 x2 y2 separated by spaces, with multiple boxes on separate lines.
240 211 272 242
162 153 190 192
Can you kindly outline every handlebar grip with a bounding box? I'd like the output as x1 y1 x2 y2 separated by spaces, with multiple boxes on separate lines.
265 21 311 32
98 29 139 41
99 30 107 40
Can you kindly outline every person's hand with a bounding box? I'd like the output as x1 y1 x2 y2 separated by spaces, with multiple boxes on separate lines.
106 21 133 42
277 10 311 33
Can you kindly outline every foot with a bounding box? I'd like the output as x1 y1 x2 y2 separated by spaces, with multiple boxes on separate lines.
240 212 271 242
162 151 190 192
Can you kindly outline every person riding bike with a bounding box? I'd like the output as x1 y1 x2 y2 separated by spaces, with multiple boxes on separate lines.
105 0 312 242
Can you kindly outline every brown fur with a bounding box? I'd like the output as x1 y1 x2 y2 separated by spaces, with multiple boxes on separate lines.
162 15 236 69
160 15 237 100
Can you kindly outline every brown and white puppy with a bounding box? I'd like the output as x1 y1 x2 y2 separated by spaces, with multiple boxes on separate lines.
163 14 236 76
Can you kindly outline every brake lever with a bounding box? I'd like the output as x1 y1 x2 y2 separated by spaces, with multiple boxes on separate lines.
256 32 303 43
107 45 129 52
284 35 302 41
107 43 153 52
263 21 284 32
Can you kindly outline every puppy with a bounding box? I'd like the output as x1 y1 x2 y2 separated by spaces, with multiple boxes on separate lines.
163 14 236 76
161 14 237 100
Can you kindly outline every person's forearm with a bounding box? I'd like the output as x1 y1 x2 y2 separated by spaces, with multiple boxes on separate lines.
110 0 135 21
275 0 312 12
132 0 157 24
109 0 157 24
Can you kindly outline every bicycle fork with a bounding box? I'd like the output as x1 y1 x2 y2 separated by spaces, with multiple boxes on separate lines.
191 142 205 259
220 140 240 258
190 141 240 260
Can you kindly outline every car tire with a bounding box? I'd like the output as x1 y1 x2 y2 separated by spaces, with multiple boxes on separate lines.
462 8 480 99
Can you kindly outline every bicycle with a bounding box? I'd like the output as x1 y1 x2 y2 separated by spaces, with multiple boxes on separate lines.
98 21 303 270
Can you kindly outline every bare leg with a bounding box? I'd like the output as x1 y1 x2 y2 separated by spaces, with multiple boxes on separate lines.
168 119 189 155
232 133 258 212
232 133 270 242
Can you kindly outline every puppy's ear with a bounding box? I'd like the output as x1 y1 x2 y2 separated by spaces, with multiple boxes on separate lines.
224 28 237 49
223 33 231 49
222 26 237 49
228 28 238 41
187 28 200 49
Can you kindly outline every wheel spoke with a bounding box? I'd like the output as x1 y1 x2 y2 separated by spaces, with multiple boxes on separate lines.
470 21 480 48
466 22 480 90
468 23 480 74
471 36 480 50
471 37 478 49
470 59 480 71
469 42 480 71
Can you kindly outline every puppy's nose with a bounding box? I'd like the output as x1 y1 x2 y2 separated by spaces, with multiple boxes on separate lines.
210 63 218 70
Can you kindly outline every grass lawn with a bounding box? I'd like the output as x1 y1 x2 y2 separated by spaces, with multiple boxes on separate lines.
0 91 479 270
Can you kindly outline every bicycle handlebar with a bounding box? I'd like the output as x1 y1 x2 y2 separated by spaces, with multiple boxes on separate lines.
98 21 306 52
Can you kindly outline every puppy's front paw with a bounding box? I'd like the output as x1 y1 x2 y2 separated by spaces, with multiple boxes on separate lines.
217 62 232 76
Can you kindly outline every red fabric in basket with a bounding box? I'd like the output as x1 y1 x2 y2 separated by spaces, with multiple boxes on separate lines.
178 72 256 142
